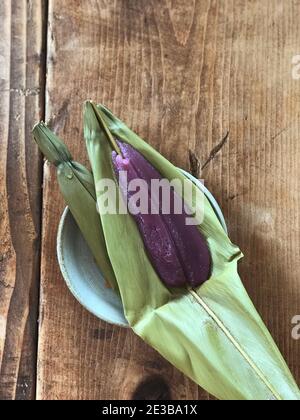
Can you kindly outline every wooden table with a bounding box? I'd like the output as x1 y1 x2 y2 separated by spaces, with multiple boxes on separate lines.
1 0 300 400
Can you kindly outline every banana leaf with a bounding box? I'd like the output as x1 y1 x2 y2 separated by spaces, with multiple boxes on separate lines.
83 101 300 400
32 122 118 291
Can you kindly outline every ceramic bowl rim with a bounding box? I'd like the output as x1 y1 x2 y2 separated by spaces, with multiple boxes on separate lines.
57 207 129 327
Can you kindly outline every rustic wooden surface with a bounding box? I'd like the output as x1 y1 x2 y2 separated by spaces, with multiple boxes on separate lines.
1 0 300 400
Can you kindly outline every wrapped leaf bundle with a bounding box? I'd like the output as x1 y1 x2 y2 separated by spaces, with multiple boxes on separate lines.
32 122 118 290
33 104 300 400
83 102 300 400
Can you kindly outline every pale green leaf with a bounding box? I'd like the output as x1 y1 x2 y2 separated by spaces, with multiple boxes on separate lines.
32 122 118 291
83 102 300 400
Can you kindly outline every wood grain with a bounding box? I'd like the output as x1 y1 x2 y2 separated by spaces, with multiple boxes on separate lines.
0 0 46 399
37 0 300 399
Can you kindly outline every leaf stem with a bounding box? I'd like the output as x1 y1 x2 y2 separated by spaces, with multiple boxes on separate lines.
189 288 282 401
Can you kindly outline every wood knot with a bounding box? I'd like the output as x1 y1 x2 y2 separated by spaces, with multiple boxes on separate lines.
131 375 171 400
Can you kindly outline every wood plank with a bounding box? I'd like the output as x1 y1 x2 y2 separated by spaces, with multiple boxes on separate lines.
0 0 46 399
38 0 300 399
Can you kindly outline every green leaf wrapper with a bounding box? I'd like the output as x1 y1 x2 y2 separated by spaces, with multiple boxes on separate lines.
32 122 118 291
83 102 300 401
